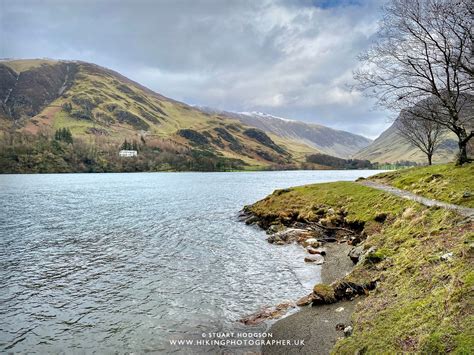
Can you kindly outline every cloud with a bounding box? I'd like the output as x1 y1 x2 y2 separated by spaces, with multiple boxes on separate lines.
0 0 390 138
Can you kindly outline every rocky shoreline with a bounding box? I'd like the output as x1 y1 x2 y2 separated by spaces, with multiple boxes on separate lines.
238 200 381 353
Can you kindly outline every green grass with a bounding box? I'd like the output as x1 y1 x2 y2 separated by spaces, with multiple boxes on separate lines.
52 110 95 135
250 181 412 228
248 177 473 354
370 163 474 208
2 59 58 73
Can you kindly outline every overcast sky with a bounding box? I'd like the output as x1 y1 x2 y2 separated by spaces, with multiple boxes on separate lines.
1 0 392 138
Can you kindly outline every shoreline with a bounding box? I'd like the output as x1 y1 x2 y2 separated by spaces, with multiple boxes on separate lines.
239 206 366 354
262 243 356 355
239 164 473 353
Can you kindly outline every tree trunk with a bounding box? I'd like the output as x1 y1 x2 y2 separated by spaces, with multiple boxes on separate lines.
455 128 473 165
457 140 469 165
427 153 432 166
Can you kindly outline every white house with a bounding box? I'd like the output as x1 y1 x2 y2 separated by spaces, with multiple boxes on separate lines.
119 150 138 157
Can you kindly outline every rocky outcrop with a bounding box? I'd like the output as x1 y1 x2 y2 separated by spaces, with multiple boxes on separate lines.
0 62 77 120
296 280 377 307
239 301 296 325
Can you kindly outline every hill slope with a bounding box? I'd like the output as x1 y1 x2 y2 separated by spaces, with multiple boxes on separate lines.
0 59 322 170
355 119 458 164
197 108 372 158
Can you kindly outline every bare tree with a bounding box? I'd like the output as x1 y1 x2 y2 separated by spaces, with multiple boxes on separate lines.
395 101 447 165
355 0 473 164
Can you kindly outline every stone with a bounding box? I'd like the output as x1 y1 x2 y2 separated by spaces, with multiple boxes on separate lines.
302 238 321 248
267 228 310 244
307 246 326 255
312 284 337 304
239 301 295 325
296 294 314 306
335 307 345 313
463 191 471 198
344 325 353 337
304 254 325 264
348 245 365 264
267 224 281 234
336 323 346 331
244 215 259 225
358 246 377 265
440 252 453 262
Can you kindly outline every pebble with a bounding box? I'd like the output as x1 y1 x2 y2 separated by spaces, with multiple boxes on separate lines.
343 325 353 337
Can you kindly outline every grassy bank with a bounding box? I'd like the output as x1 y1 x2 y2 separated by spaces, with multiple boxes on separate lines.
248 164 473 353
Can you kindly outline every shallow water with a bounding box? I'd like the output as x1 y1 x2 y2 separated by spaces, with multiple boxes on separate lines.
0 170 379 353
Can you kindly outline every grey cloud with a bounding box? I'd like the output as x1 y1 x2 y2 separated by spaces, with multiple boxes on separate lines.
1 0 390 138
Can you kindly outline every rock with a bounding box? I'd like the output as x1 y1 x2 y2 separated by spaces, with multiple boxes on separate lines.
440 252 453 262
348 245 365 264
332 280 377 300
335 323 346 331
296 294 314 306
358 246 377 264
239 301 296 325
463 191 471 198
304 254 325 264
267 228 311 244
302 238 321 248
244 215 259 225
307 246 326 255
327 208 335 215
267 224 283 234
312 284 337 304
335 307 345 313
343 325 353 337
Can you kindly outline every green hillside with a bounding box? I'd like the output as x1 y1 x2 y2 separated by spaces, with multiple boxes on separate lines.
0 59 321 172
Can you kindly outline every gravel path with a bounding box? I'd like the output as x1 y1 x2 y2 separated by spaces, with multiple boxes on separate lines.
359 180 474 220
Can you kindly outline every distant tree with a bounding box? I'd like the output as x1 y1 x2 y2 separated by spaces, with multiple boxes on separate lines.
61 102 72 113
395 104 447 165
132 140 139 151
354 0 473 165
121 139 130 150
54 128 73 144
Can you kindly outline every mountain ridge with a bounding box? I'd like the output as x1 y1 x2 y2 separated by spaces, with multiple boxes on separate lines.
195 107 372 158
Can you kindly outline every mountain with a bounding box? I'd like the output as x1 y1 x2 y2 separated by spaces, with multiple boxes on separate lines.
196 108 372 158
0 59 325 172
354 119 458 164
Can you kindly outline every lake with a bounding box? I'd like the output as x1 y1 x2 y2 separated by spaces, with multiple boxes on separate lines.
0 170 380 353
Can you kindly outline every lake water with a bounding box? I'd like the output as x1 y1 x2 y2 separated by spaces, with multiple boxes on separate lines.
0 170 380 353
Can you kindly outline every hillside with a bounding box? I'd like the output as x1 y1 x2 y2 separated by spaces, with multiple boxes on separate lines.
0 59 323 172
197 108 372 158
354 118 460 164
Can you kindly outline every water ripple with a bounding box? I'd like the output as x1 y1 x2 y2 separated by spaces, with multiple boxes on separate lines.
0 170 379 352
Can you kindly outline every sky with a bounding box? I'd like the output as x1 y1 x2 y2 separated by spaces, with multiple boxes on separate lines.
1 0 392 139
